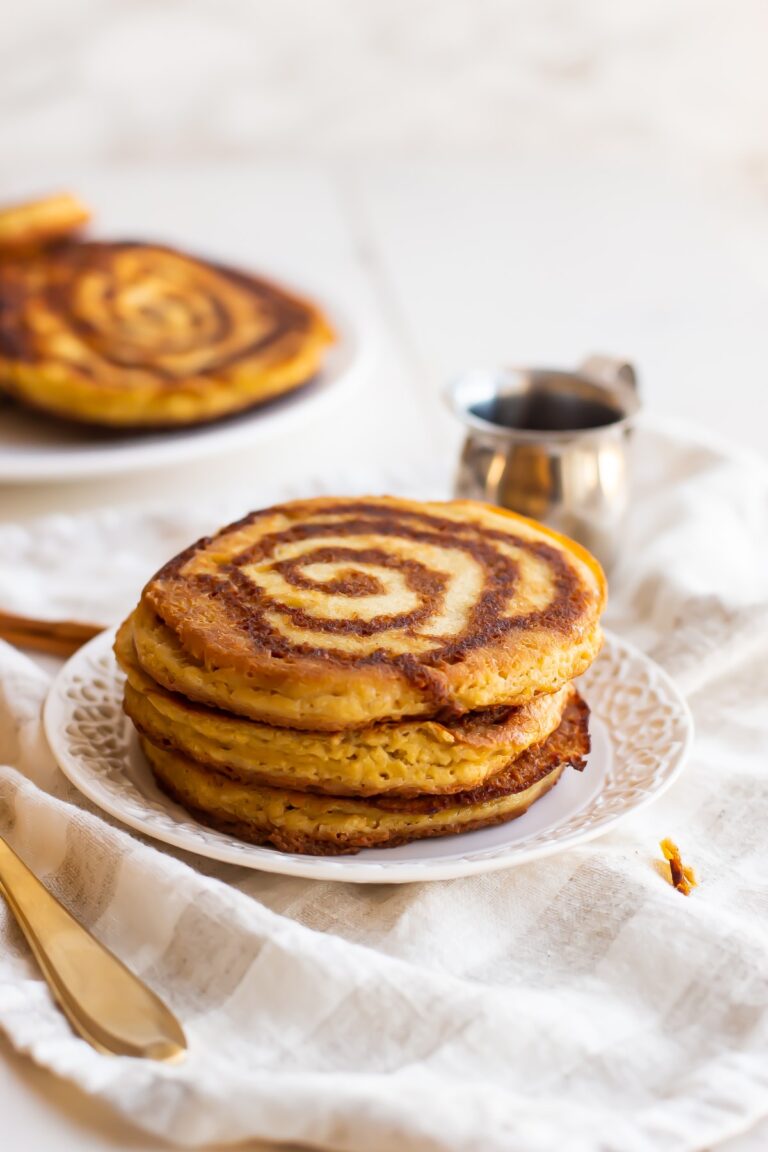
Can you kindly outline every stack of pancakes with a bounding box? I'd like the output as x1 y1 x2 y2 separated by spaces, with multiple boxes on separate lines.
115 497 606 855
0 193 334 428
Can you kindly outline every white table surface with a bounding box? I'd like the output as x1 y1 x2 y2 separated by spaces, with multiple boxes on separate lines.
1 159 766 1151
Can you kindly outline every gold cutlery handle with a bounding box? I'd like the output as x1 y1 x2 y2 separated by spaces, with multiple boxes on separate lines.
0 837 186 1061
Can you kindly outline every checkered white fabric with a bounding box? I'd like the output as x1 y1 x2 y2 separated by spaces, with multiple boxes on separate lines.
0 425 766 1152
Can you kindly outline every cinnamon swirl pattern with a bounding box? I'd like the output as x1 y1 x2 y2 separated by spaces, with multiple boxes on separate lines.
137 496 606 728
116 496 606 855
0 226 333 427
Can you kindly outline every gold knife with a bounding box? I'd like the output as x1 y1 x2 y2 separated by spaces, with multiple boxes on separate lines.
0 835 187 1061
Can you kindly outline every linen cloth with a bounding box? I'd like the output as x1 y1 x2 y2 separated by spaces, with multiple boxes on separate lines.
0 424 767 1152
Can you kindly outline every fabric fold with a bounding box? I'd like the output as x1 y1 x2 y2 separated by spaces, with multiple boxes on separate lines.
0 425 766 1151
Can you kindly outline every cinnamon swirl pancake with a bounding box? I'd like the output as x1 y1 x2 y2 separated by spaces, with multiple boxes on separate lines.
115 616 573 797
0 238 333 427
139 693 591 854
117 496 604 855
133 496 605 729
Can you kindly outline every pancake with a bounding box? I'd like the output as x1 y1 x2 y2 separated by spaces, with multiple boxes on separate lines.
115 616 573 797
0 193 90 254
0 239 334 427
141 692 591 854
134 496 605 729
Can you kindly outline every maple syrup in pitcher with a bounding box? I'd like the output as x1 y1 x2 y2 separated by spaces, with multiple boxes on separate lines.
445 357 640 570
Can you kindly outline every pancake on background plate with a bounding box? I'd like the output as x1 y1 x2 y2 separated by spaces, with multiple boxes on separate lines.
0 194 334 429
116 497 606 856
0 192 90 253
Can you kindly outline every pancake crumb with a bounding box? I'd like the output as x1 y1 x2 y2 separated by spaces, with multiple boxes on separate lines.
658 838 697 895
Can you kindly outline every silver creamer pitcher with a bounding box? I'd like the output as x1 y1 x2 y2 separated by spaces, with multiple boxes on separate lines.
445 356 639 570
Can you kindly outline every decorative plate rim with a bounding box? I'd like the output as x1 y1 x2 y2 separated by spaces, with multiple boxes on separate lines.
0 292 368 483
43 628 693 883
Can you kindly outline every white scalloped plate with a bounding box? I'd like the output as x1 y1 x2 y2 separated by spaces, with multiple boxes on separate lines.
0 295 366 483
44 629 692 883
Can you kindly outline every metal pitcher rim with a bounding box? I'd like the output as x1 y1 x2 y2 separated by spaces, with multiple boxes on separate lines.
444 365 641 445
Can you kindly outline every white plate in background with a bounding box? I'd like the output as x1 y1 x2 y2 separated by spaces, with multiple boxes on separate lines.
0 297 366 483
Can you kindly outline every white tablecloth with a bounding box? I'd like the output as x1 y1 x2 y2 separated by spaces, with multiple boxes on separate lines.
0 424 766 1152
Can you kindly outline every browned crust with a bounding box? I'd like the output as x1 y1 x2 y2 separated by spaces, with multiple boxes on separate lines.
118 609 577 797
130 689 576 788
0 365 321 433
143 497 604 717
0 239 334 429
371 693 589 812
153 765 567 855
118 608 575 752
0 240 329 368
0 193 91 254
143 694 589 855
151 500 589 650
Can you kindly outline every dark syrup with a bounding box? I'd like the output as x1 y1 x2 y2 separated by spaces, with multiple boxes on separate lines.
471 392 623 433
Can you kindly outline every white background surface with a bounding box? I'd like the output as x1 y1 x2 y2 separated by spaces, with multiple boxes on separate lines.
2 2 767 1149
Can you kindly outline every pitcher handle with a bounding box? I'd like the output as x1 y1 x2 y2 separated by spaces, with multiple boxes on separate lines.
579 354 638 392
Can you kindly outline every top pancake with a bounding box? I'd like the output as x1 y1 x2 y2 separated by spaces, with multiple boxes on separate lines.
135 496 606 729
0 239 334 427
